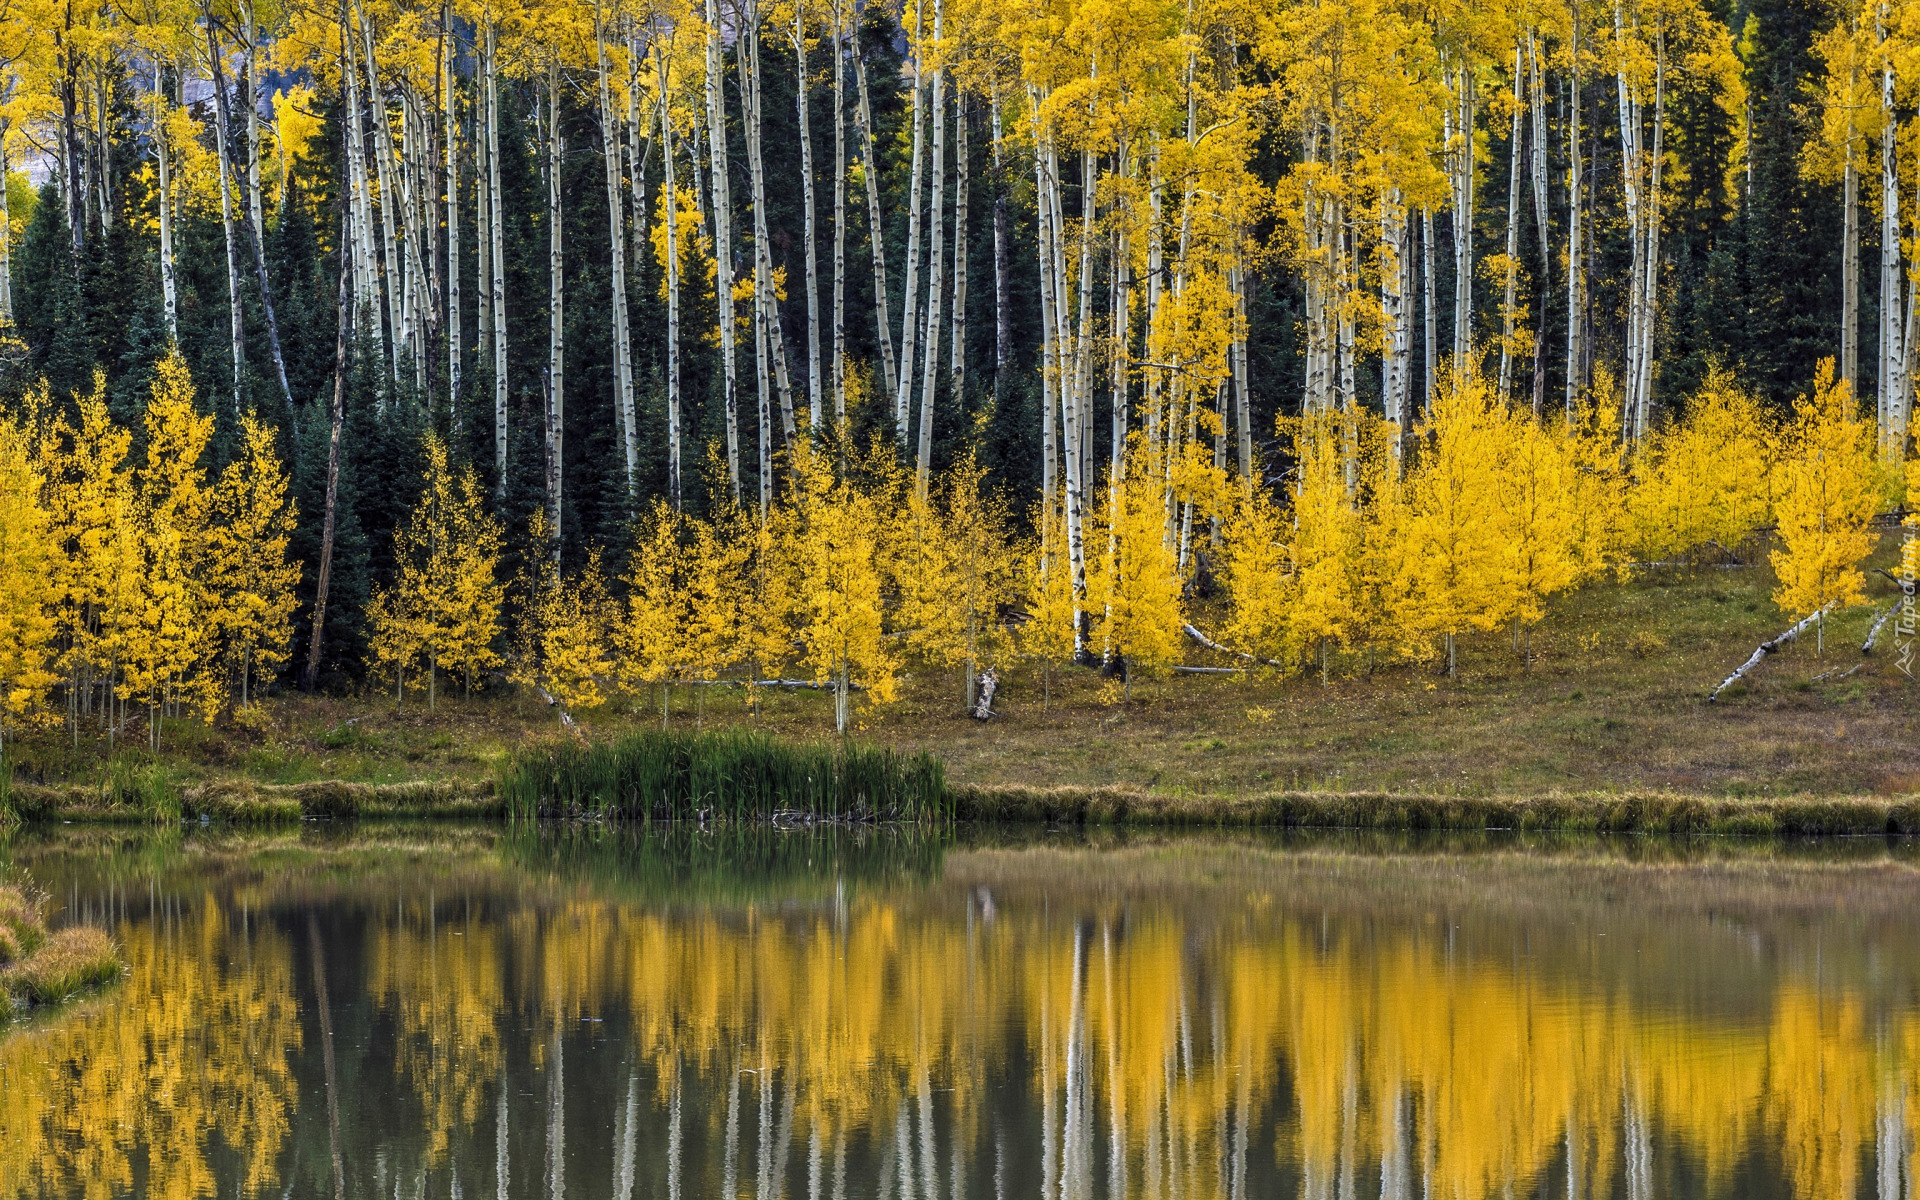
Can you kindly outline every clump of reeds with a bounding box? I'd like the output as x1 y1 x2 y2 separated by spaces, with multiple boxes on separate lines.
497 729 949 822
0 883 124 1008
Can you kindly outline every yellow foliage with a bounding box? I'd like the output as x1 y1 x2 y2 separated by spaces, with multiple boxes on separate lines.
1628 367 1774 564
1771 360 1882 633
1089 444 1185 682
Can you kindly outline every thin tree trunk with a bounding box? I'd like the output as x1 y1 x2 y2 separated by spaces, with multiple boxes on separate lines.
894 0 929 445
487 18 509 492
794 6 823 430
363 14 407 381
309 916 346 1200
305 218 352 692
991 91 1009 405
1529 29 1549 416
854 47 898 402
915 14 947 497
831 0 848 424
599 8 638 500
546 63 565 555
1843 133 1860 391
445 37 463 412
1499 44 1522 400
706 0 742 500
1566 18 1584 417
1637 36 1663 435
1449 65 1474 375
659 43 683 510
950 95 970 411
1421 207 1436 410
1883 18 1903 449
741 2 798 448
208 25 249 415
232 12 297 424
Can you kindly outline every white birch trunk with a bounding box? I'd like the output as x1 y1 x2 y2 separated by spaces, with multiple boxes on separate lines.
1449 66 1475 374
950 95 969 408
831 0 848 423
1528 30 1550 415
148 84 175 338
915 18 947 497
853 48 898 402
1421 207 1436 410
1637 38 1663 435
1844 125 1860 391
446 40 463 411
895 0 929 444
487 18 508 493
208 25 248 415
742 5 798 444
793 7 823 430
546 64 565 553
1499 44 1523 400
706 0 742 500
1380 190 1409 427
363 13 407 381
1616 5 1644 438
1567 21 1585 417
659 45 683 509
599 10 638 499
1882 27 1902 448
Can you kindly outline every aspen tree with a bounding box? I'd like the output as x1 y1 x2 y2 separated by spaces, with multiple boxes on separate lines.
706 0 741 499
1089 444 1184 695
534 549 617 710
0 415 55 736
203 411 299 711
1018 490 1077 708
1220 480 1291 667
1401 371 1510 676
1773 360 1882 652
791 0 823 429
901 454 1010 709
1494 411 1580 663
618 500 689 720
1285 412 1364 682
1627 367 1773 564
791 442 896 732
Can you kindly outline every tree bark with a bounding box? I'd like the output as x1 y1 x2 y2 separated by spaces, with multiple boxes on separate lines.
305 218 352 692
1529 30 1550 416
445 37 463 412
487 18 509 492
706 0 742 500
228 16 297 425
741 2 798 447
1566 17 1585 418
915 14 947 498
1882 17 1903 451
854 47 898 402
599 8 638 500
951 96 969 409
362 13 407 382
659 43 683 510
1449 65 1475 375
1421 207 1436 411
794 6 823 430
894 0 929 445
207 24 249 415
831 0 848 424
1499 44 1522 401
545 63 565 557
991 92 1009 406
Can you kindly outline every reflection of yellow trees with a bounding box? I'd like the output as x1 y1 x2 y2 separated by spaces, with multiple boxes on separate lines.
486 890 1920 1200
0 901 300 1200
368 903 506 1165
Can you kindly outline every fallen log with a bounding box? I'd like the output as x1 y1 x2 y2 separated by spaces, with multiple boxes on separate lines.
531 685 581 734
1172 666 1244 675
1863 601 1900 653
1706 607 1829 702
1182 624 1284 669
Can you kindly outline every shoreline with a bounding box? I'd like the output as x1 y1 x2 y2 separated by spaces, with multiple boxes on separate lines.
7 778 1920 838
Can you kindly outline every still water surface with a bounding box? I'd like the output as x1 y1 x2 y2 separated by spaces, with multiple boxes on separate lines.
3 823 1919 1199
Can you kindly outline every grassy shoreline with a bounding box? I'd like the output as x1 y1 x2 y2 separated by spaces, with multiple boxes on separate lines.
8 774 1920 838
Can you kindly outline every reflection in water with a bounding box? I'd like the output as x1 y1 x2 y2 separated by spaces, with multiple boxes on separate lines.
3 825 1920 1198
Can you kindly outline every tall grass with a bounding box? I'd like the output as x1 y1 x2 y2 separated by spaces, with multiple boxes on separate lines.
497 729 949 822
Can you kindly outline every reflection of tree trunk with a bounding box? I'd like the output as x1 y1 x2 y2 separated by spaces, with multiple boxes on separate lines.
667 1059 683 1200
614 1068 639 1199
308 914 345 1200
304 222 351 691
723 1059 742 1199
496 1085 511 1199
546 1022 564 1200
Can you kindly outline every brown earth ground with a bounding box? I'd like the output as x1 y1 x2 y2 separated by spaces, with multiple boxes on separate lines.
6 532 1917 803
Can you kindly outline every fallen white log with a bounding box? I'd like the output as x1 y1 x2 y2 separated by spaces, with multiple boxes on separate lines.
1182 624 1285 669
1863 601 1899 653
1707 606 1830 702
1172 666 1244 675
532 684 581 733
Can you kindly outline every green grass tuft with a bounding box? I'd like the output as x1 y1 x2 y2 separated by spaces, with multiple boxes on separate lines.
497 729 949 822
3 926 122 1005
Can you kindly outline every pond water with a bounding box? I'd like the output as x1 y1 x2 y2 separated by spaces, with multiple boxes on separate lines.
3 823 1919 1199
